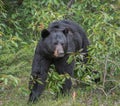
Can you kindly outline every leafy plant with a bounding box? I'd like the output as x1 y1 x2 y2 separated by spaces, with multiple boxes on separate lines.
0 1 120 105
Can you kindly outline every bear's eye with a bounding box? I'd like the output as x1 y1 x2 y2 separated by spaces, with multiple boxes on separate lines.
54 42 58 45
61 43 64 46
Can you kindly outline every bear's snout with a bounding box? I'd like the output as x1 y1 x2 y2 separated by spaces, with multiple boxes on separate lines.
54 44 64 57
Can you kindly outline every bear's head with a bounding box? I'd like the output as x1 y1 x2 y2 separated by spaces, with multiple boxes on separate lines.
41 28 69 58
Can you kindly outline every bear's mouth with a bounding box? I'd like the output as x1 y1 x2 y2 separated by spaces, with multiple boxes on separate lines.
54 49 65 58
57 53 65 57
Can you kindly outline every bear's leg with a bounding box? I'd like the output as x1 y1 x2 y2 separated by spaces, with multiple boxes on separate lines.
54 55 74 95
28 54 51 103
29 72 48 103
61 78 72 95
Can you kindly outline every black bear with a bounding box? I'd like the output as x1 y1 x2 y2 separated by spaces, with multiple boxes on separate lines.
28 20 89 102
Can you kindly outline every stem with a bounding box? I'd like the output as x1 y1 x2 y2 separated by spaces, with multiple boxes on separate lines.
103 55 109 87
67 0 75 8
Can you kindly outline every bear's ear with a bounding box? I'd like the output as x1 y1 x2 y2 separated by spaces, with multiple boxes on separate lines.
63 28 69 35
41 29 50 38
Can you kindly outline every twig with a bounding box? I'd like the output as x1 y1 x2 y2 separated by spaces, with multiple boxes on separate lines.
67 0 75 8
107 84 120 95
97 87 107 97
103 55 109 87
17 0 24 5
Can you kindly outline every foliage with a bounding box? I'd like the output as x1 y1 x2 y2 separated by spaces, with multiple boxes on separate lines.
47 69 70 94
0 0 120 105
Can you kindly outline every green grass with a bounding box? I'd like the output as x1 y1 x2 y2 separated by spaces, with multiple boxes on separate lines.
1 72 120 106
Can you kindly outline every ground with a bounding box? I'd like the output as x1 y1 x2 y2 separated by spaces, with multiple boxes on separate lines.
1 72 120 106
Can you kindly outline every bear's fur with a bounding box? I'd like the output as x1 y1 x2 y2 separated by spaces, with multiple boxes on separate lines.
28 20 89 102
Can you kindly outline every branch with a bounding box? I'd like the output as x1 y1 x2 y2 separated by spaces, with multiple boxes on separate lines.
67 0 75 8
17 0 24 5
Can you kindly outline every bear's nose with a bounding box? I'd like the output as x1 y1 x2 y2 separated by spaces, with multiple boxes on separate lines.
58 52 64 57
54 44 65 57
54 49 64 57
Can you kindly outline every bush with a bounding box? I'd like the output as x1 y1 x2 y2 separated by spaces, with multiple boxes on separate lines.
0 0 120 95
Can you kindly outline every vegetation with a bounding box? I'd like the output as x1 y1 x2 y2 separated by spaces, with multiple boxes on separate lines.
0 0 120 105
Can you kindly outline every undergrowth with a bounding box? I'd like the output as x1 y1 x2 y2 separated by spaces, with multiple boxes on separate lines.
0 0 120 105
